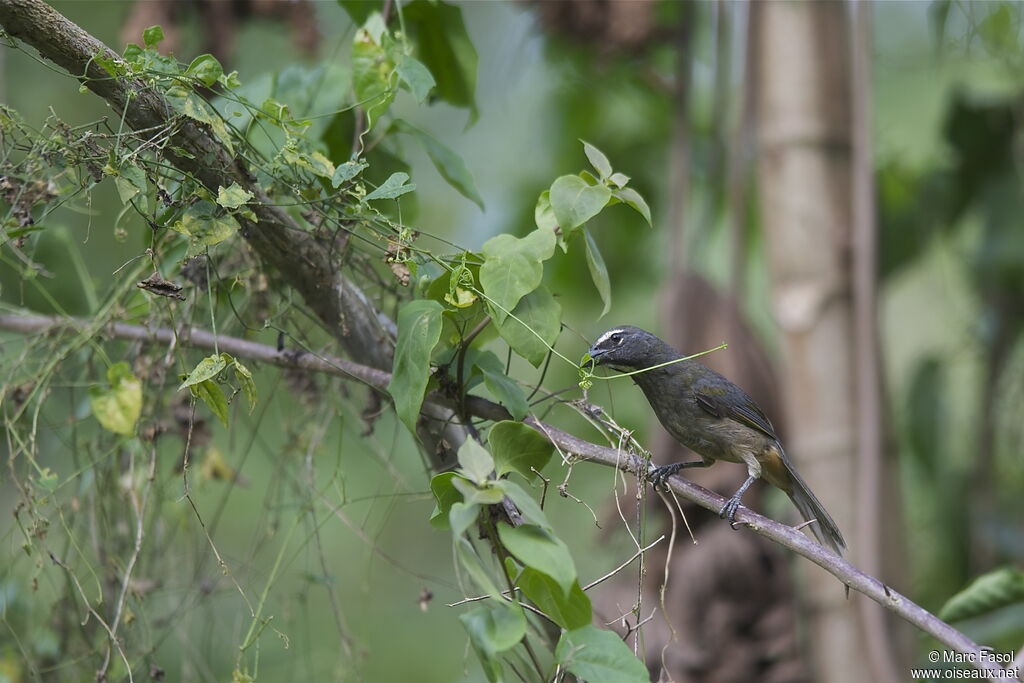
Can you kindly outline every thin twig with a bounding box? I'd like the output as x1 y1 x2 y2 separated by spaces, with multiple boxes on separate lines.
581 536 665 592
48 552 134 681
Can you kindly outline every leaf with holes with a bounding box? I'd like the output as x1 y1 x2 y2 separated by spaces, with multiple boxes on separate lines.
216 183 253 209
178 354 228 390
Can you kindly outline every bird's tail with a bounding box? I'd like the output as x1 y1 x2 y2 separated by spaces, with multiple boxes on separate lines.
781 458 846 554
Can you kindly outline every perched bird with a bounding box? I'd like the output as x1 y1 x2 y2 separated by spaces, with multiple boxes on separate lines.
585 326 846 553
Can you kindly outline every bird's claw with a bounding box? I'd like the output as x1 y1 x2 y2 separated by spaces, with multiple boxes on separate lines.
718 497 744 527
648 464 683 491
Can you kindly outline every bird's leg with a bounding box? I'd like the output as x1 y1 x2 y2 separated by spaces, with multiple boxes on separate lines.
648 459 711 490
719 474 757 527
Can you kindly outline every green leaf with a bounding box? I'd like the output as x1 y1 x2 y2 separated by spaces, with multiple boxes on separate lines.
452 477 505 505
556 625 648 683
113 165 147 211
331 160 368 187
282 147 336 179
460 602 526 655
143 25 164 48
36 467 59 493
460 601 524 683
387 299 444 432
609 172 630 188
352 27 395 131
181 95 232 150
403 0 479 120
535 191 558 232
489 421 552 480
978 3 1018 55
185 54 224 87
939 567 1024 622
496 522 576 596
583 228 612 318
363 172 416 201
191 379 229 428
472 351 528 421
581 140 613 180
220 70 241 89
519 570 592 630
494 480 550 529
392 119 483 209
549 174 612 232
429 472 462 528
113 176 139 206
395 53 436 103
181 212 238 247
231 359 257 413
93 52 127 79
216 183 254 209
171 202 240 247
479 228 556 323
88 362 142 436
337 0 376 25
612 187 652 226
494 286 561 368
457 438 495 485
178 354 227 390
449 501 480 537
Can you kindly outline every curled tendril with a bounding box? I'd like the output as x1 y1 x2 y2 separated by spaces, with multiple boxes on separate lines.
577 352 596 390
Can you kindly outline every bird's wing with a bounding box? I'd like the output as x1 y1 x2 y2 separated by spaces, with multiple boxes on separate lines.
693 381 778 441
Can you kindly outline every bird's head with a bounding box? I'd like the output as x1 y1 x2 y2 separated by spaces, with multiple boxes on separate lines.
584 326 673 371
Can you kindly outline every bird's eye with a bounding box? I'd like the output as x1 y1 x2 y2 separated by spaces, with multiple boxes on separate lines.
611 334 623 345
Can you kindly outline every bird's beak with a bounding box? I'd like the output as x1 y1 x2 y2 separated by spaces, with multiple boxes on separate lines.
581 346 606 368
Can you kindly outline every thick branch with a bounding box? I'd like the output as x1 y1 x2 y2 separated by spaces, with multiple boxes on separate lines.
0 313 1015 679
0 0 391 369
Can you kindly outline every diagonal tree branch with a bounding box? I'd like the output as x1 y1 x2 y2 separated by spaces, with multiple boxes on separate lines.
0 0 390 369
0 312 1016 680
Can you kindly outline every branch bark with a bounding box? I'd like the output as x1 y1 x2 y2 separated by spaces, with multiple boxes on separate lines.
1 312 1016 680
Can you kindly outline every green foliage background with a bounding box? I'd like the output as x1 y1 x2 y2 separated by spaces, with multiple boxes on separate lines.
2 1 1024 681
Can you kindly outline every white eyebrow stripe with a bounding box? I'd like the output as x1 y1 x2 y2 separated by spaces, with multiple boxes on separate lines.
594 328 627 347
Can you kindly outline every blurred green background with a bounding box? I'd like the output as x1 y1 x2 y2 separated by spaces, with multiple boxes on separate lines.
2 1 1024 681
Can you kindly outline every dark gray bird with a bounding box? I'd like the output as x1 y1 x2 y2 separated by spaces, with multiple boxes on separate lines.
586 326 845 554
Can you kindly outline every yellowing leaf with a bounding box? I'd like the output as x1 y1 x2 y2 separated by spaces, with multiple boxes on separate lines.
216 183 254 209
89 362 142 436
170 201 239 247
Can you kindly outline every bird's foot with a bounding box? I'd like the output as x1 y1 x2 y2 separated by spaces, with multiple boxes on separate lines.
718 496 744 529
648 463 685 491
